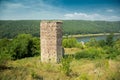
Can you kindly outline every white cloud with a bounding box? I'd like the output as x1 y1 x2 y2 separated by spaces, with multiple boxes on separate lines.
64 12 120 21
0 1 120 21
0 1 65 20
4 3 29 9
106 9 114 12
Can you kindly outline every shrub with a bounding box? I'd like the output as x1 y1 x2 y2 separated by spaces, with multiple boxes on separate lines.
75 42 85 49
105 47 120 59
75 48 105 60
32 37 40 56
106 33 114 46
86 38 99 47
10 34 40 60
0 52 11 67
62 37 77 48
60 56 72 76
98 40 106 47
0 38 11 66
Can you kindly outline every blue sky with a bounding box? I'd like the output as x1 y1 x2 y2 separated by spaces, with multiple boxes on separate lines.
0 0 120 21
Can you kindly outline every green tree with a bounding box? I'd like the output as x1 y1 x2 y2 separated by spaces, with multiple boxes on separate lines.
0 38 11 66
62 37 77 48
32 37 40 56
10 34 39 60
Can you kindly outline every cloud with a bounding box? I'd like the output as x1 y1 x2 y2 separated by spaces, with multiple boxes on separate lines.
106 9 114 12
64 12 120 21
0 0 120 21
5 3 26 8
0 0 65 20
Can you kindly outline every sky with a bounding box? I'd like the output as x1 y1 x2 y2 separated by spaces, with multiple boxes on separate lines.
0 0 120 21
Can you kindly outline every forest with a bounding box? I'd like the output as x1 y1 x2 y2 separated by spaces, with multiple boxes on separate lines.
0 20 120 38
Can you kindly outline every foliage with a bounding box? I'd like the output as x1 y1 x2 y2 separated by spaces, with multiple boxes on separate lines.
0 38 11 66
98 40 106 47
62 37 77 48
75 42 85 49
32 37 40 56
9 34 40 60
114 38 120 52
60 56 72 76
106 33 114 46
0 52 11 66
86 38 99 47
75 47 105 60
104 46 120 59
0 20 120 38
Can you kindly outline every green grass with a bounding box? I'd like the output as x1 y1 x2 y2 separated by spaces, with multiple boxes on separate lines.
0 52 120 80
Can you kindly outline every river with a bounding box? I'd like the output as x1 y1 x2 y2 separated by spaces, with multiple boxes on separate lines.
77 35 120 42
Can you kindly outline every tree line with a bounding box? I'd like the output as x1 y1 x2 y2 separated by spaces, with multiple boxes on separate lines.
0 20 120 38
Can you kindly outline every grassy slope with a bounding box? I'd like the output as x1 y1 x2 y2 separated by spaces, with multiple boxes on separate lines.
0 49 120 80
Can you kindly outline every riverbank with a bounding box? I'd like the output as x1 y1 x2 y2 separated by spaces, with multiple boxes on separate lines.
63 33 120 38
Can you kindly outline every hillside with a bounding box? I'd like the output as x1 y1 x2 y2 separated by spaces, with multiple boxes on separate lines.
0 20 120 38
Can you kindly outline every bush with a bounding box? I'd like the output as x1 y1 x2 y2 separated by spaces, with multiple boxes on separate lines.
75 42 85 49
60 56 72 76
106 33 114 46
0 38 11 66
104 47 120 59
62 37 77 48
0 52 11 67
98 40 106 47
32 37 40 56
10 34 40 60
75 48 105 60
86 38 99 47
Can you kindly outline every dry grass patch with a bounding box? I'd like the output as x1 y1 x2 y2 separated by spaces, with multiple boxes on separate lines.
64 48 81 54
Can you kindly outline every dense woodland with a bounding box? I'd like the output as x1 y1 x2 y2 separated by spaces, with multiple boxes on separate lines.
0 20 120 38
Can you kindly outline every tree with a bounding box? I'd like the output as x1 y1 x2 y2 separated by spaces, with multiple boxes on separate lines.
0 38 11 66
32 37 40 56
10 34 39 60
62 37 77 48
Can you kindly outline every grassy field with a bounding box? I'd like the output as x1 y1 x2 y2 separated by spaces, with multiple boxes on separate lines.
0 48 120 80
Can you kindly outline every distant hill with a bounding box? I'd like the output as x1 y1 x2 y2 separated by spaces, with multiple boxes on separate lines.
0 20 120 38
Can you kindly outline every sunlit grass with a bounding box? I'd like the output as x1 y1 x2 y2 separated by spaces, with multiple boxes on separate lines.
0 48 120 80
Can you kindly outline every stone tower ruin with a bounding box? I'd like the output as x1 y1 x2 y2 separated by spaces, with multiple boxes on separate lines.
40 21 63 63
